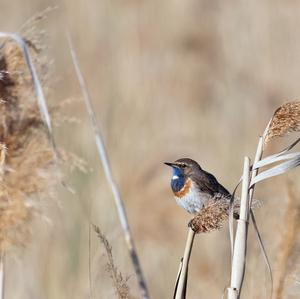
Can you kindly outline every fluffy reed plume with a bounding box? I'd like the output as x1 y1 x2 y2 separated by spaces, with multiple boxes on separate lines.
93 225 132 299
0 41 58 250
190 198 230 234
265 101 300 143
273 181 300 299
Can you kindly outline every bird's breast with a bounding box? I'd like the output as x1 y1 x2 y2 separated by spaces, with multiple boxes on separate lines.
174 178 192 197
174 179 211 214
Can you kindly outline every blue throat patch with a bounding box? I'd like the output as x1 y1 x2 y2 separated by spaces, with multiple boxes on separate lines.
171 167 185 192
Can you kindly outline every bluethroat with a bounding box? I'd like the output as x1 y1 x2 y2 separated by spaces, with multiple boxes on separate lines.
165 158 231 214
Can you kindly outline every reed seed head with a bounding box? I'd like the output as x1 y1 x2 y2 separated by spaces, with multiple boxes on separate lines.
265 101 300 144
190 197 230 234
0 40 59 251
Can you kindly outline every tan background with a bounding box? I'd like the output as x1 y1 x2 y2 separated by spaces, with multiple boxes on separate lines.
1 1 300 298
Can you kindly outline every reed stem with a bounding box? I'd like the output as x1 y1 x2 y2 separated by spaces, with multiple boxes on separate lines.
228 157 250 299
174 227 195 299
67 33 150 299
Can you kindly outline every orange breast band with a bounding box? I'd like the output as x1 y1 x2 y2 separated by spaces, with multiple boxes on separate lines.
174 178 192 198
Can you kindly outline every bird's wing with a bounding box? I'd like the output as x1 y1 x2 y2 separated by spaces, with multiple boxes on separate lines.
191 170 231 197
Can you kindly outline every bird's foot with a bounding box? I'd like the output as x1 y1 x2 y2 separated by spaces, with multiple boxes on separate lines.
188 219 197 232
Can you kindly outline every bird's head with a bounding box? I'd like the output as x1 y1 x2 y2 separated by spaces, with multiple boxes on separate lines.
164 158 202 193
164 158 202 178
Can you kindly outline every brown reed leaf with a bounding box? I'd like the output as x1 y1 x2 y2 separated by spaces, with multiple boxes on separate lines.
93 224 132 299
265 101 300 144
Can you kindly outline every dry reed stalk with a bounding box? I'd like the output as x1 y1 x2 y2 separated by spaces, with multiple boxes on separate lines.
273 182 299 299
0 40 59 251
228 157 251 299
0 32 55 146
248 137 274 295
93 225 132 299
265 101 300 144
67 33 150 299
174 228 195 299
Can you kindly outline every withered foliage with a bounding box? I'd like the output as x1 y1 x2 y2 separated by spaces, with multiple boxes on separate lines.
0 41 58 251
265 101 300 143
190 197 233 234
93 224 132 299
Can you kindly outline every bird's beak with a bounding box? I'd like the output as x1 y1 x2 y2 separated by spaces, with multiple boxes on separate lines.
164 162 175 167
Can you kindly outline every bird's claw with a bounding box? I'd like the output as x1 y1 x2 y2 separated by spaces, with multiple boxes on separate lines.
188 219 196 231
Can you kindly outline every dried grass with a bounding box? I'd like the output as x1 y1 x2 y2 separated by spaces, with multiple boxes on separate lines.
0 41 58 251
93 224 132 299
265 101 300 144
190 196 232 234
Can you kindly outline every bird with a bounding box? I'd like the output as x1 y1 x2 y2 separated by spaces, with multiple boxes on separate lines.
165 158 231 214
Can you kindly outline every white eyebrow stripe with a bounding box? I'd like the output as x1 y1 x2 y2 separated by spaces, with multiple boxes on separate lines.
172 175 179 179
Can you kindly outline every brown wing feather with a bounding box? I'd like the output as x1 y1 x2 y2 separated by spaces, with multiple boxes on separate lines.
190 170 230 198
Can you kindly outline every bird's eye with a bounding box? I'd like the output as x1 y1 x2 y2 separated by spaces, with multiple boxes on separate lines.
182 164 187 168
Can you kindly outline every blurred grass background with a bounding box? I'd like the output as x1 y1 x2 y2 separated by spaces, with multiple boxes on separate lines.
1 1 300 298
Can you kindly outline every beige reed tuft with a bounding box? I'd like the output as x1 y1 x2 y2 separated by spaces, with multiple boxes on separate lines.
0 41 58 251
190 197 234 234
265 101 300 143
